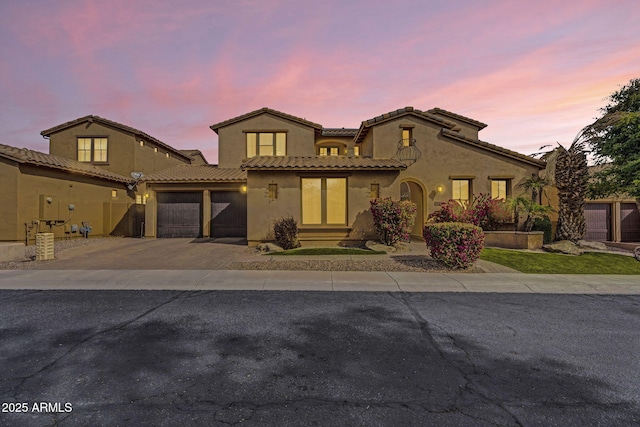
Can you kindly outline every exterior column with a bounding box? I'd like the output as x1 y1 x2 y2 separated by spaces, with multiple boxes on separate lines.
613 201 621 242
202 190 211 238
144 188 156 238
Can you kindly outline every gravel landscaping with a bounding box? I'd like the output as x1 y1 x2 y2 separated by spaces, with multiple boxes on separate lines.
0 237 121 270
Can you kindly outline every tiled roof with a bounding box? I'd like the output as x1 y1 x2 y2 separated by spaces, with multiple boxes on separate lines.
322 128 358 137
210 107 323 133
440 129 545 168
143 165 246 183
0 143 130 183
40 115 192 162
241 156 407 170
354 106 458 144
179 149 209 164
428 108 488 130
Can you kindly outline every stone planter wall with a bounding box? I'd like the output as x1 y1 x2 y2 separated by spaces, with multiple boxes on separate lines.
483 231 544 250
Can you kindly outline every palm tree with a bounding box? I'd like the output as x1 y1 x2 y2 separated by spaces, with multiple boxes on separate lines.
544 137 589 243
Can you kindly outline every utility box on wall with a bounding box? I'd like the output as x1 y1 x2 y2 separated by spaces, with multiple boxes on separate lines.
39 195 56 220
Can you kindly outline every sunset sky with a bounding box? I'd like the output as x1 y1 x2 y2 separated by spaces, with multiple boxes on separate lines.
1 0 638 164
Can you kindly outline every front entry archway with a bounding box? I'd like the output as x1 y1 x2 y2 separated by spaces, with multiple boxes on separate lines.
400 180 424 237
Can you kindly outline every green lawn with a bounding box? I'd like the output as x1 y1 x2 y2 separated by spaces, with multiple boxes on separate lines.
270 247 386 256
480 248 640 274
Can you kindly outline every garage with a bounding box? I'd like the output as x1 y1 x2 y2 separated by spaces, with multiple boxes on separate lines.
157 192 202 238
211 191 247 238
621 203 640 242
584 203 611 241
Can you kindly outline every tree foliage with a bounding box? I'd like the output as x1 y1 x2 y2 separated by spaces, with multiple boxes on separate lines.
585 78 640 202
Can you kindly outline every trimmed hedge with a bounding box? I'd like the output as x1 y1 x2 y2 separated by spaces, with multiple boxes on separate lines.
423 222 485 269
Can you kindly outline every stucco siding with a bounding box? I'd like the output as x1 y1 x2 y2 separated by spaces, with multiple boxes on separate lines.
48 122 185 177
0 159 19 241
218 114 317 168
15 164 136 243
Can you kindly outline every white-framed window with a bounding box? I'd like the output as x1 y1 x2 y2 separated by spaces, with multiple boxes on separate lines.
246 132 286 157
301 177 347 225
77 137 108 163
491 179 509 199
452 179 471 202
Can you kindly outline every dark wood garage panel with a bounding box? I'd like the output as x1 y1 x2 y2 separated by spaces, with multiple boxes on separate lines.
157 192 202 238
584 203 611 241
211 191 247 238
621 203 640 242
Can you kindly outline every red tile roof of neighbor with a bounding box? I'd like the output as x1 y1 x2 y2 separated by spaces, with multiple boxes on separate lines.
143 164 247 183
0 143 131 183
241 156 407 170
40 115 192 162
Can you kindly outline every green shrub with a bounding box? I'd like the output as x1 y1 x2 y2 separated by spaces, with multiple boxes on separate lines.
370 198 417 246
423 222 485 269
273 216 301 250
428 193 512 231
532 216 553 244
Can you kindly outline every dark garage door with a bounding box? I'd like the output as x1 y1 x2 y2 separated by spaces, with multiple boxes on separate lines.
157 192 202 238
584 203 611 241
211 191 247 238
621 203 640 242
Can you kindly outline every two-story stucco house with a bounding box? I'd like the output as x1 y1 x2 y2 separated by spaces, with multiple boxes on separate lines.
0 115 202 243
142 107 546 245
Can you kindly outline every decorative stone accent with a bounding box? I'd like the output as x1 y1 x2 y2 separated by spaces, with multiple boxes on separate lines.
634 247 640 262
256 243 284 253
577 240 608 251
365 240 396 253
542 240 582 256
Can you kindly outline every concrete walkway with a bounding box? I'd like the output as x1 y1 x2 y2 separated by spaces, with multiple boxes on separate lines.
1 269 639 293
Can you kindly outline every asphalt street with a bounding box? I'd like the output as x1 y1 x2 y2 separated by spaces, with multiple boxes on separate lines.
1 290 639 426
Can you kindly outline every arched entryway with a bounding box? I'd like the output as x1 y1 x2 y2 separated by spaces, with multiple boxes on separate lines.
400 180 424 238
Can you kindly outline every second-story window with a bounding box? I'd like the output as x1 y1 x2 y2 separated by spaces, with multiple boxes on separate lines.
319 146 340 156
77 137 108 163
401 128 414 147
246 132 286 158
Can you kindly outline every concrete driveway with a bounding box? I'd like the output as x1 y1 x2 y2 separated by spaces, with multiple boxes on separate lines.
31 238 261 270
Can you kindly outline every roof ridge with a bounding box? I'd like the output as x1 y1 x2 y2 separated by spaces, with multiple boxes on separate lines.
40 115 191 161
210 107 323 133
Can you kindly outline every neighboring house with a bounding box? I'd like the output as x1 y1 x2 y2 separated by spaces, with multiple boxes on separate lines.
0 116 205 243
0 143 138 242
543 164 640 243
142 107 547 245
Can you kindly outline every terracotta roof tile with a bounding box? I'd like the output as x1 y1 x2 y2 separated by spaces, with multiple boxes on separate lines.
179 149 209 164
321 128 358 137
210 107 323 133
241 156 406 170
428 108 488 130
143 165 246 183
355 106 458 143
440 129 545 168
0 143 130 183
40 115 191 162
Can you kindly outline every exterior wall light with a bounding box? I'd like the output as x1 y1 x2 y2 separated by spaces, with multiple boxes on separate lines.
436 185 444 193
240 185 247 193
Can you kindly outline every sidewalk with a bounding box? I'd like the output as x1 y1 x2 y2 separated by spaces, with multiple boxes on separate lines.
0 269 639 293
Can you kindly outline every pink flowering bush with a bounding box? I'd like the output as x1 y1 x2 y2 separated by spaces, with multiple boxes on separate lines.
428 193 512 231
370 198 417 246
423 222 485 269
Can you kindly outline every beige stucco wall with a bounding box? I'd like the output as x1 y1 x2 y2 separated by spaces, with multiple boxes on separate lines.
48 122 187 177
0 158 19 241
246 170 399 244
4 163 138 243
217 114 317 168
